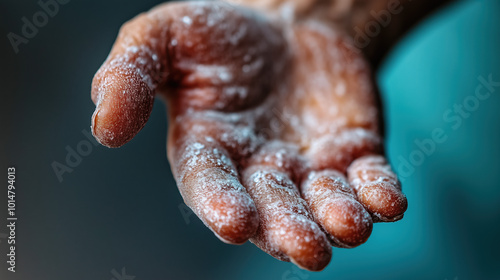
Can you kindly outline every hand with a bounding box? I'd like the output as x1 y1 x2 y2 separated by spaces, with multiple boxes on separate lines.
90 1 407 271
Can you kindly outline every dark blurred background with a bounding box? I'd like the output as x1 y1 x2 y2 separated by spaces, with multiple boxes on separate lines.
1 0 499 279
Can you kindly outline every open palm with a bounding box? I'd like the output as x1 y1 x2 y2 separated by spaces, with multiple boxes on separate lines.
90 1 407 271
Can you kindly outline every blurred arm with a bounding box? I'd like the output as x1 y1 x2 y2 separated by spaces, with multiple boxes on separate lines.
229 0 453 68
349 0 453 68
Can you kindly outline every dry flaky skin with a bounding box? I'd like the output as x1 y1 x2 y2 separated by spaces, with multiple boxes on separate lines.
242 165 332 270
347 155 407 222
301 170 373 248
90 0 409 271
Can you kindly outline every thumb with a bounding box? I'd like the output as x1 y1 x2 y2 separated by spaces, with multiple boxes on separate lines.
91 4 170 147
91 1 287 147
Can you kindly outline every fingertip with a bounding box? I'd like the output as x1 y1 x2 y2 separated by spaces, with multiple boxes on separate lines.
91 68 154 148
274 216 332 271
204 190 259 244
301 170 373 248
290 251 332 272
358 182 407 222
323 198 373 248
243 166 332 271
347 155 408 222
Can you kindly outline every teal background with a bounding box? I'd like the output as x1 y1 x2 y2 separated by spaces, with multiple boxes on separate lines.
1 0 499 279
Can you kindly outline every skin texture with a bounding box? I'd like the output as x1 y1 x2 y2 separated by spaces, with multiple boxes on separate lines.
90 1 412 271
